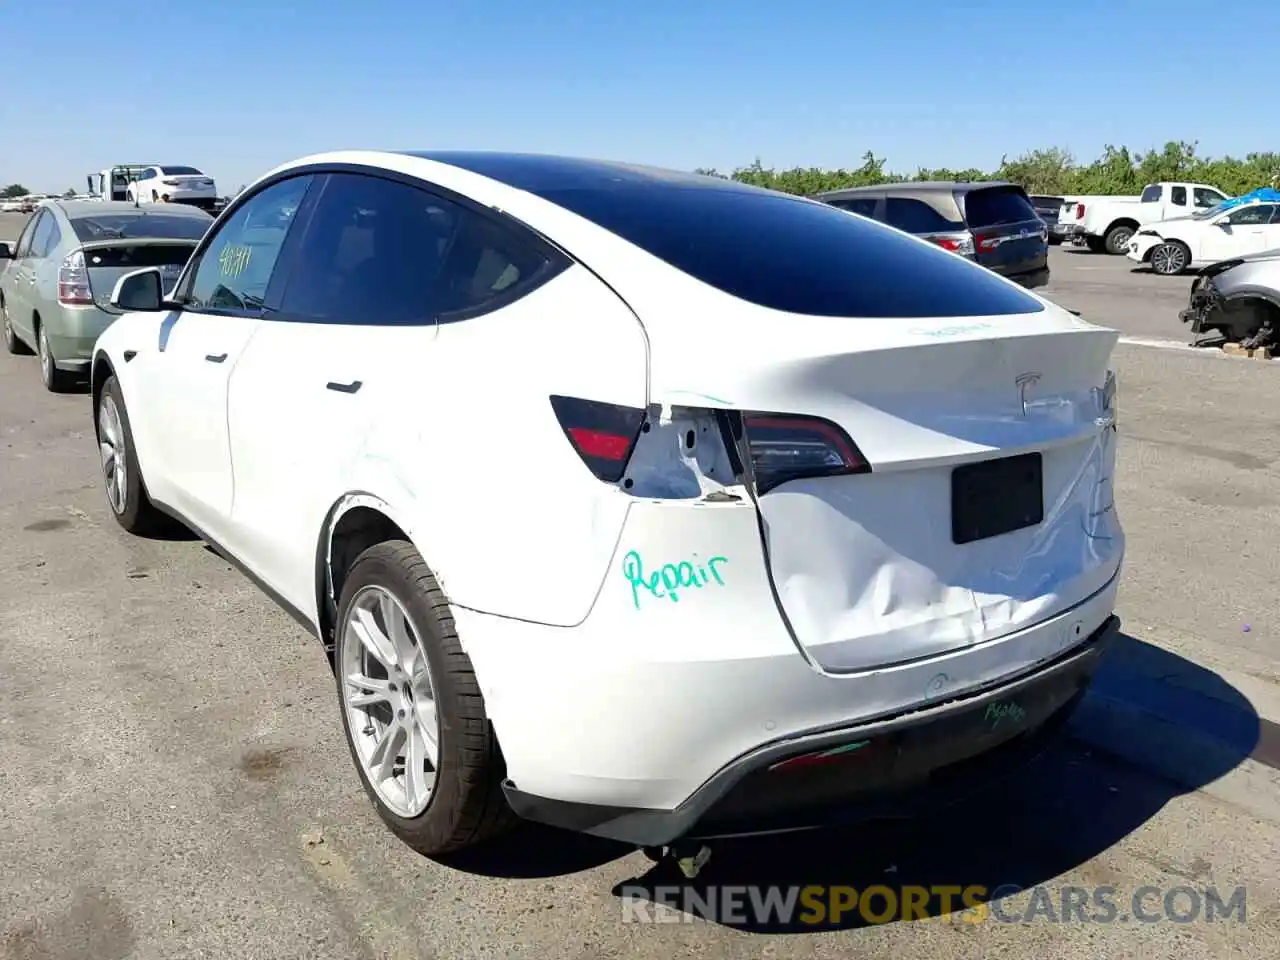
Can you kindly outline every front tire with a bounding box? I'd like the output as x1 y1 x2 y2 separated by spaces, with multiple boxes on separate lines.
37 324 78 392
1149 240 1190 276
335 541 515 856
96 375 166 534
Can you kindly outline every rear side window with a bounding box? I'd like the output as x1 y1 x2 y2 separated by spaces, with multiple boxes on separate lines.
1140 185 1162 203
28 212 55 258
828 197 878 216
537 186 1045 317
1171 186 1187 205
883 197 962 234
276 172 564 325
962 187 1039 229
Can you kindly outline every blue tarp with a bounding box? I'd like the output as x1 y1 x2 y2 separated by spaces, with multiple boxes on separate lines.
1215 187 1280 210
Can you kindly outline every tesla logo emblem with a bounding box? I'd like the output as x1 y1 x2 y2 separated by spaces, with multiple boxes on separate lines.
1016 372 1041 416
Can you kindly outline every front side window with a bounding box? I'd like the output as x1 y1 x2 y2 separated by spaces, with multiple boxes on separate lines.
1140 184 1162 203
277 172 562 325
183 175 313 314
1224 204 1275 226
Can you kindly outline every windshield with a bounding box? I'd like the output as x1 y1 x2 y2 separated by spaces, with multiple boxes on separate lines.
69 212 212 242
160 166 203 176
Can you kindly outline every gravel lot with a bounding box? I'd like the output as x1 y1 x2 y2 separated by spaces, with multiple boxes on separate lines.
3 213 1280 959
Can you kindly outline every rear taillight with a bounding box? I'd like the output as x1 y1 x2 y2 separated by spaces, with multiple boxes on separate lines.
929 232 975 257
57 250 93 305
1075 203 1085 219
550 394 647 483
743 413 870 494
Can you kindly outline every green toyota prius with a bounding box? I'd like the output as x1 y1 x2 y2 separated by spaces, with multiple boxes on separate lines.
1 199 213 391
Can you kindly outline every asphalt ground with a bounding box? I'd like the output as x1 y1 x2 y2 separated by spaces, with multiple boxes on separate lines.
2 214 1279 959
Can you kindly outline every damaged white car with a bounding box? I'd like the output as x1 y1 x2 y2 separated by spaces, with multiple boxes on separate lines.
87 151 1124 870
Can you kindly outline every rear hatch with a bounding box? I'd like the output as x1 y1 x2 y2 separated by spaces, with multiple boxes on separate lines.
78 239 195 307
1031 196 1064 224
651 311 1121 674
960 185 1048 279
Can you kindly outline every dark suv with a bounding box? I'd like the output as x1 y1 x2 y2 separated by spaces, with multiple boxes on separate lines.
812 181 1050 289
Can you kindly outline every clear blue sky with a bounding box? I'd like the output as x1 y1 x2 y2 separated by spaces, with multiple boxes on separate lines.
0 0 1265 194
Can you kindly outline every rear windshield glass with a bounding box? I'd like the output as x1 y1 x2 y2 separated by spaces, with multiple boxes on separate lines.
540 186 1044 317
962 187 1039 229
70 213 211 242
160 166 203 176
1031 196 1064 209
83 245 193 268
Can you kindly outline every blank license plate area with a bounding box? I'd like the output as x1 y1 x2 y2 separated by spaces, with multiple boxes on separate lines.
951 452 1044 544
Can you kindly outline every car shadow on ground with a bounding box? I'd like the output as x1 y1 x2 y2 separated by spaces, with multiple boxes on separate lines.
443 631 1262 935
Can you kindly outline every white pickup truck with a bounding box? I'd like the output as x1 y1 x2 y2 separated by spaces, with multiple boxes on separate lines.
1063 182 1231 254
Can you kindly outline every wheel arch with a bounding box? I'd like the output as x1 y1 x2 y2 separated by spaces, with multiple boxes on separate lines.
1106 216 1140 234
91 350 116 417
315 492 444 657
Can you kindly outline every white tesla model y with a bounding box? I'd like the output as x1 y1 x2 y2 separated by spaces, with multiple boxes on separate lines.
90 151 1123 859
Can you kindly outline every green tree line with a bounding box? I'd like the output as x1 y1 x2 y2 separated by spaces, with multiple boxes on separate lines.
696 142 1280 197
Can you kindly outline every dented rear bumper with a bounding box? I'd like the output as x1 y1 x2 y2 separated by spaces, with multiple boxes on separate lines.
503 614 1117 845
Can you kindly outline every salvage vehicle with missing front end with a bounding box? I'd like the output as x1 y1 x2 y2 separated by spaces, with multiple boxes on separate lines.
88 151 1123 869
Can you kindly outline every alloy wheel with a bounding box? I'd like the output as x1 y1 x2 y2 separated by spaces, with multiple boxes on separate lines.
98 395 128 515
341 585 440 818
1151 243 1186 276
38 329 52 383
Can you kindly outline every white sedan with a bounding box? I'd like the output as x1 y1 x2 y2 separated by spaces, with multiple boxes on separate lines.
1127 199 1280 275
89 150 1123 863
125 165 218 211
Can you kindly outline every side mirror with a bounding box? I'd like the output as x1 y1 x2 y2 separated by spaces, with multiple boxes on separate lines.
0 242 12 260
110 268 164 311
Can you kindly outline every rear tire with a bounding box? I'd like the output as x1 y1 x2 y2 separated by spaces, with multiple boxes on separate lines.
1104 223 1135 255
1150 240 1191 276
2 298 33 355
96 375 167 535
1085 236 1106 253
37 323 78 393
334 541 516 857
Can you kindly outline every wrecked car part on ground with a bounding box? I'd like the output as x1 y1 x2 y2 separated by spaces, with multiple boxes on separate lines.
1181 250 1280 347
